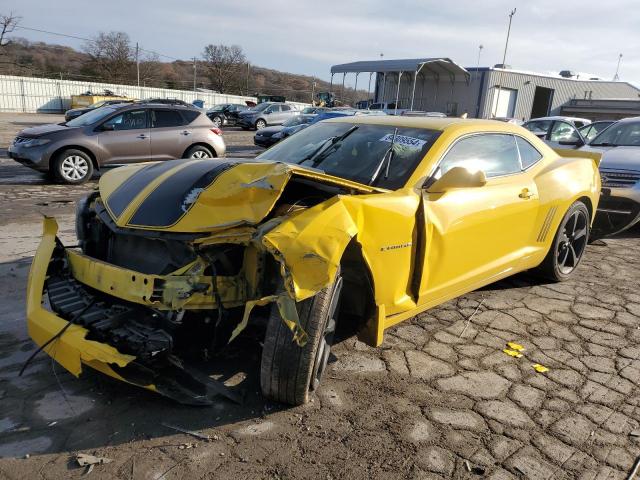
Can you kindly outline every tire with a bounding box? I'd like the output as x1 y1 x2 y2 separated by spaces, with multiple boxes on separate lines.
52 149 94 184
185 145 214 159
261 271 343 405
211 115 222 128
537 201 590 281
255 119 267 130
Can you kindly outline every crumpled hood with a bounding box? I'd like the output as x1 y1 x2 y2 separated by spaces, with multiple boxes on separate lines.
98 158 381 233
18 123 72 138
580 145 640 171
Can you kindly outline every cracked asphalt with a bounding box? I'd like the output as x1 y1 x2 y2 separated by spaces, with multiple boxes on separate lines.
0 113 639 479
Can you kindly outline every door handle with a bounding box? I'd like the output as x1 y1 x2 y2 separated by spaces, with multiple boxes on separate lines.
181 130 192 136
519 188 535 199
137 134 148 139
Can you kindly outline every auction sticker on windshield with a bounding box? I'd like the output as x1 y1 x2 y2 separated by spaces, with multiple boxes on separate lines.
379 134 427 150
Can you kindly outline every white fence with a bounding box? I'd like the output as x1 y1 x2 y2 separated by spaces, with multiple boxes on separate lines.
0 74 309 113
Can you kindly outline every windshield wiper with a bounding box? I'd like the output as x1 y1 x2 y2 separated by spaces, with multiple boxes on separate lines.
590 142 618 147
296 125 359 167
370 128 398 186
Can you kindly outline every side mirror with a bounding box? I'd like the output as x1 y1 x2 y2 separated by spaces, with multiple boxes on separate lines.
101 123 115 131
425 167 487 193
559 138 584 147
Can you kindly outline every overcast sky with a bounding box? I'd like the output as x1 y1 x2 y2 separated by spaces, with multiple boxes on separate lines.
4 0 637 87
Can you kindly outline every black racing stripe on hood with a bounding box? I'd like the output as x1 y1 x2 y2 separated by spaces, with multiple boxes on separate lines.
106 160 186 218
128 160 237 227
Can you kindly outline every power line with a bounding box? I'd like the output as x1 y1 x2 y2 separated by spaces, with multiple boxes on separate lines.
13 25 182 61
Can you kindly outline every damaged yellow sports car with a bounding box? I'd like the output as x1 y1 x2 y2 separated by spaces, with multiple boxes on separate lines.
26 116 600 405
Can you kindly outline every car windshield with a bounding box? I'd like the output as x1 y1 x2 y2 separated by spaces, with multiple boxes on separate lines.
256 122 441 189
209 104 228 112
66 106 119 127
283 115 312 127
590 121 640 146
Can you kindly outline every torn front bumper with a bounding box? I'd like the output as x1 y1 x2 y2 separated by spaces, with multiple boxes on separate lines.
26 218 242 405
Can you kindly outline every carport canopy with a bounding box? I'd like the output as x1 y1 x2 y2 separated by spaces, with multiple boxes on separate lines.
330 58 470 110
331 57 469 80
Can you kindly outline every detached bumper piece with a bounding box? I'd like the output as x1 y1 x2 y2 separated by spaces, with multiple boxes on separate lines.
32 224 241 406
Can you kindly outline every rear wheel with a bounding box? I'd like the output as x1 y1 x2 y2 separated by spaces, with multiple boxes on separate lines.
537 201 590 281
185 145 214 159
255 119 267 130
261 271 343 405
52 149 94 184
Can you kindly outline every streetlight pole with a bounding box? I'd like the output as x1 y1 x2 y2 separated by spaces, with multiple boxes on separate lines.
613 53 623 81
492 8 516 118
469 44 483 117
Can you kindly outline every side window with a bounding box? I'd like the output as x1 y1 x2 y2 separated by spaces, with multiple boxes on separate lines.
281 104 291 112
524 120 552 136
152 109 184 128
515 136 543 169
437 134 521 178
181 110 200 124
550 121 579 142
102 110 147 131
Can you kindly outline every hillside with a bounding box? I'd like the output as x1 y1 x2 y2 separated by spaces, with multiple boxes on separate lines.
0 38 367 104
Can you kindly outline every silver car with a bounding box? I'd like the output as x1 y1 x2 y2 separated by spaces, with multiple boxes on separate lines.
580 117 640 236
8 103 226 184
237 102 299 130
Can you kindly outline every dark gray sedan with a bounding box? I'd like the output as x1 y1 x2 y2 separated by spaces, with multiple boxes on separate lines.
580 117 640 236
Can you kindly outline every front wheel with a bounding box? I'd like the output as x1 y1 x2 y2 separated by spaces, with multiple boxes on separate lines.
255 119 267 130
537 201 590 281
210 115 222 128
260 272 343 405
52 149 94 184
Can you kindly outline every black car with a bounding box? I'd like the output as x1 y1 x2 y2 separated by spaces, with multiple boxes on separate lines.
64 99 132 122
206 103 249 127
253 114 315 148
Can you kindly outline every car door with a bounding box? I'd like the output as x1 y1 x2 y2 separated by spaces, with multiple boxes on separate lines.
97 109 151 164
547 120 583 148
280 104 296 123
523 120 552 140
264 104 281 124
149 108 189 160
417 133 542 305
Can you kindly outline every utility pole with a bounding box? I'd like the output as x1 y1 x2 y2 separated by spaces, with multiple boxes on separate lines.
311 76 316 104
613 53 623 81
246 62 250 95
492 8 516 118
193 57 197 92
473 44 483 117
135 42 140 87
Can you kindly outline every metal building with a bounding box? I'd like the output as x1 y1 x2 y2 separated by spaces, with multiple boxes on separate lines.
329 58 640 120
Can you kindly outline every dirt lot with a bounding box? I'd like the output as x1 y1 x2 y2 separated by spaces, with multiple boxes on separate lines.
0 113 639 479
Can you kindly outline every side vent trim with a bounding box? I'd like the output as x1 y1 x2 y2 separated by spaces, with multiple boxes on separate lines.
537 206 558 243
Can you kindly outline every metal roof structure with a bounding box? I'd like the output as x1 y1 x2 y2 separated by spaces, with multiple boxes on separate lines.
329 58 470 112
331 58 469 79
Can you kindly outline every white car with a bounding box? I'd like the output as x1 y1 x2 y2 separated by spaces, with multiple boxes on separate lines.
522 116 592 148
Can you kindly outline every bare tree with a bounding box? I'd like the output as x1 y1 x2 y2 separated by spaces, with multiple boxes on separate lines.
202 44 246 94
83 31 133 83
0 12 20 48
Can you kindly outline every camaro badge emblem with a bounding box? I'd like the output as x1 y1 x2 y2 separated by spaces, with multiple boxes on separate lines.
380 242 412 252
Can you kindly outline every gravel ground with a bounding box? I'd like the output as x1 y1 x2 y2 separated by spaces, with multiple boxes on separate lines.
0 113 639 479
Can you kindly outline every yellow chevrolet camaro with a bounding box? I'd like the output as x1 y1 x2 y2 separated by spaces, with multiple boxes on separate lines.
26 116 600 405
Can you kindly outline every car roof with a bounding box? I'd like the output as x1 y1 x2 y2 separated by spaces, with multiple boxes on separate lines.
323 115 525 133
110 102 200 112
526 116 591 123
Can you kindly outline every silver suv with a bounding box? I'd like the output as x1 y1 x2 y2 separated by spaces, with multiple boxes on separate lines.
237 102 299 130
8 103 226 184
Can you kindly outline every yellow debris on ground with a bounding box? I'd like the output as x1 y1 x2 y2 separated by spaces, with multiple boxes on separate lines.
533 364 549 373
503 349 523 358
507 342 525 352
